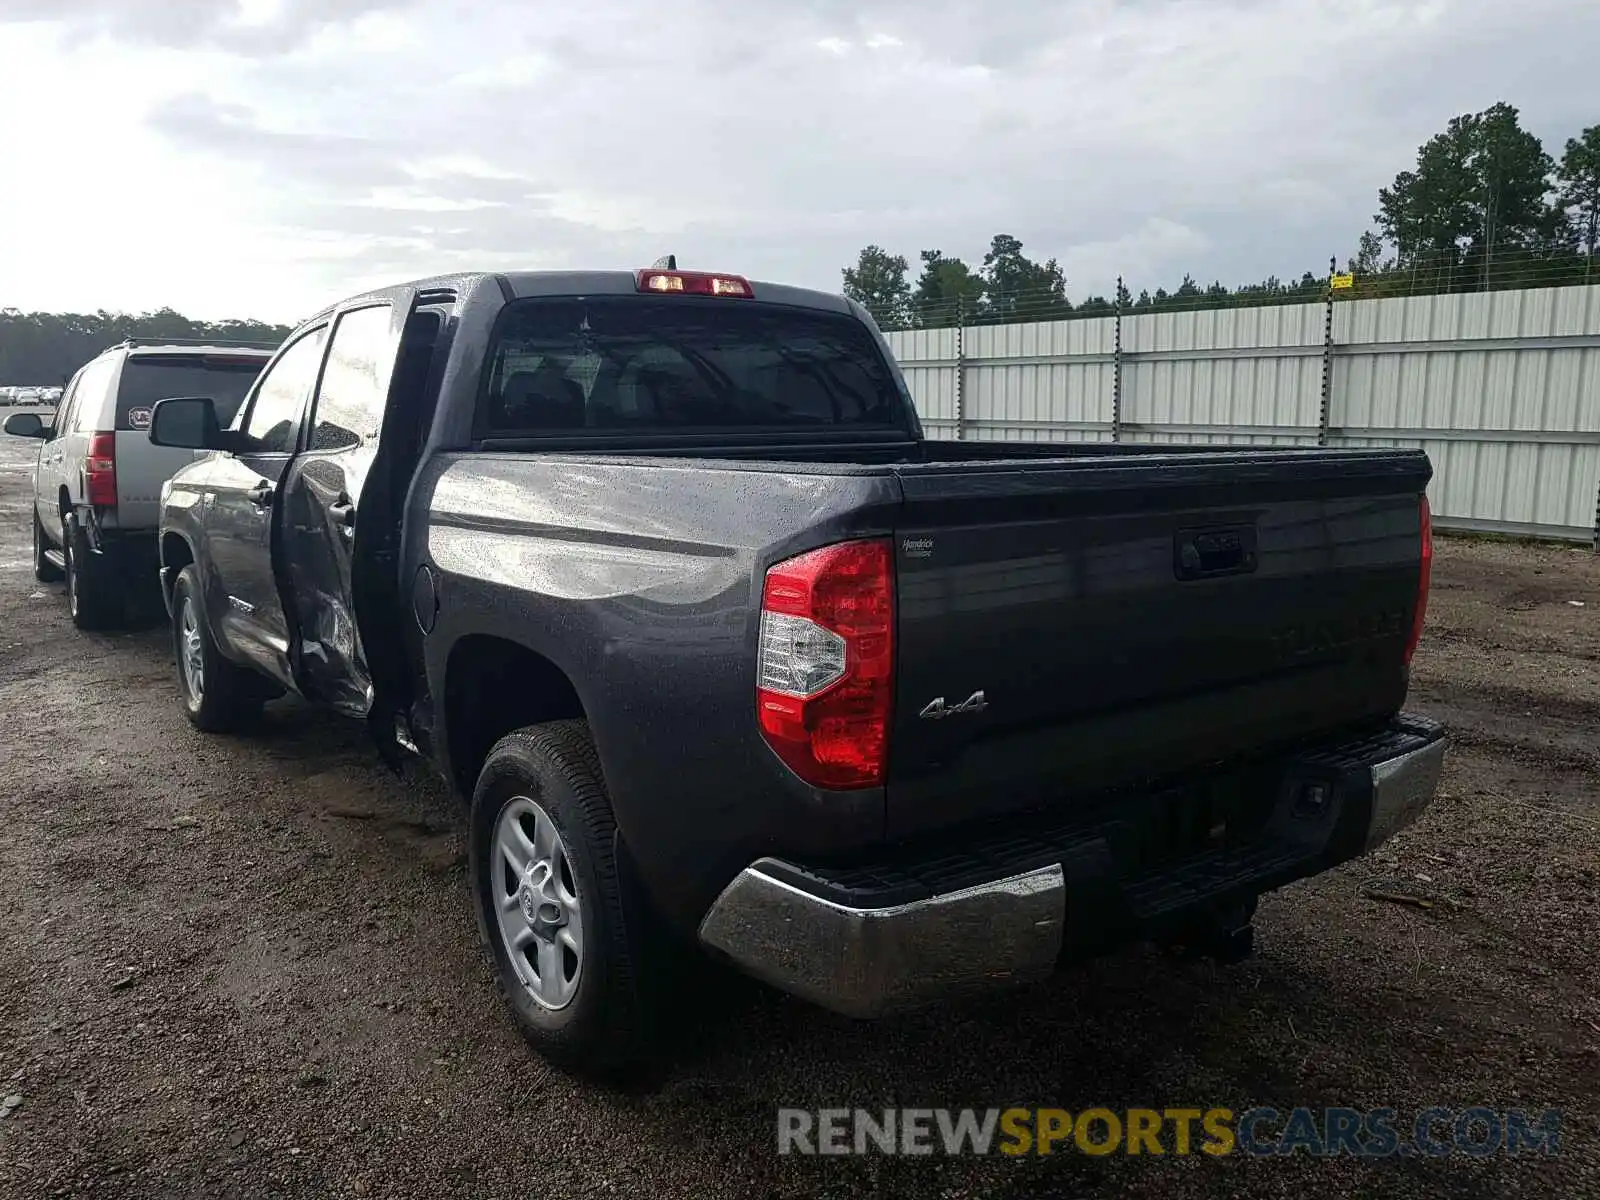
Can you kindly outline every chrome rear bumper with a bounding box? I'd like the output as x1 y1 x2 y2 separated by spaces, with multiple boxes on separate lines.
698 863 1065 1019
699 719 1446 1018
1363 734 1448 852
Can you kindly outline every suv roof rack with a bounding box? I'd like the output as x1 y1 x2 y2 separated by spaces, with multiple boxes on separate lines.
112 336 281 351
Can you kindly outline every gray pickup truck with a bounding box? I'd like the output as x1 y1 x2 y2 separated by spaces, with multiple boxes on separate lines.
148 265 1445 1074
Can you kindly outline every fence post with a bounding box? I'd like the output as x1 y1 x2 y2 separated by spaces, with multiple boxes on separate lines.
1318 254 1336 446
1112 275 1124 443
954 296 966 441
1592 473 1599 554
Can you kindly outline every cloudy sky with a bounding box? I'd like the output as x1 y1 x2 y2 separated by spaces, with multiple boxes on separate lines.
1 0 1595 323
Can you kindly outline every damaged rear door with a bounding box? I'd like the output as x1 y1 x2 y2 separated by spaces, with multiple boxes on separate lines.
279 293 451 741
279 301 403 717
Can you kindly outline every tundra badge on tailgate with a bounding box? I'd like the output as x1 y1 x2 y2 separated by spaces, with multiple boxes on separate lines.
919 690 988 720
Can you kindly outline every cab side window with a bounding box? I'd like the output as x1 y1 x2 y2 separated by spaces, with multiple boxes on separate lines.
309 305 395 452
241 327 328 453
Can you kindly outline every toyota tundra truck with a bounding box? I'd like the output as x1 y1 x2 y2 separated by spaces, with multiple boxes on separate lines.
147 265 1446 1074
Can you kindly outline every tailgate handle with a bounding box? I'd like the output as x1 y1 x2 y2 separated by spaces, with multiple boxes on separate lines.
1175 525 1257 580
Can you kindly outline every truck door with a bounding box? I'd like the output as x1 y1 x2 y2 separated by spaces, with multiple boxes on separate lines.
205 324 328 685
279 295 446 721
278 302 401 716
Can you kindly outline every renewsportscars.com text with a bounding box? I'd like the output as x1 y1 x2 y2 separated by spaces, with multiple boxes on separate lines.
777 1106 1561 1158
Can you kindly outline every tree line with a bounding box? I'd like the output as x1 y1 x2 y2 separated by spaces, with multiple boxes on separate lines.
844 102 1600 330
0 308 293 388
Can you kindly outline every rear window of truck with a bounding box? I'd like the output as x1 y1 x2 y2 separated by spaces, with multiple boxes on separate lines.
116 355 267 431
480 297 903 435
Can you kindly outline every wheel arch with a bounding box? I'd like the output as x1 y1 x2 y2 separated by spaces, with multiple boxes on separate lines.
441 634 588 800
160 531 195 606
164 537 234 666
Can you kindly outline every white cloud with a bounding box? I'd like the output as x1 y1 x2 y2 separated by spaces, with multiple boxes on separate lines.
355 187 509 213
0 0 1596 320
404 154 528 182
448 56 551 91
1062 218 1213 288
232 0 289 30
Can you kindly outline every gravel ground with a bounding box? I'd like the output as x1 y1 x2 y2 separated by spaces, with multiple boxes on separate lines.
0 420 1595 1199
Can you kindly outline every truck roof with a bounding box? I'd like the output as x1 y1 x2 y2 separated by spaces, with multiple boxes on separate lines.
305 270 854 325
501 271 851 315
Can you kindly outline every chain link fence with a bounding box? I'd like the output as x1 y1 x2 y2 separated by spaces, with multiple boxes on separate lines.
884 275 1600 549
869 248 1599 334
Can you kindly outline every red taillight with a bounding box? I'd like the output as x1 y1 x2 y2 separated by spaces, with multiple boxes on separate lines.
757 538 894 790
635 269 753 298
1404 494 1433 665
86 432 117 508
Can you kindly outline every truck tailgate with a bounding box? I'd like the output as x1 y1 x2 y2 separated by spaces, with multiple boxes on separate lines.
887 448 1430 839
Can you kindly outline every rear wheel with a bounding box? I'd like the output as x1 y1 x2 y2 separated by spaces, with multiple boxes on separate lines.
172 563 262 732
63 513 121 631
32 512 62 583
469 721 651 1075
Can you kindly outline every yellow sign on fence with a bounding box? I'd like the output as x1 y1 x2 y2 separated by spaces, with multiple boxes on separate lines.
1331 273 1355 290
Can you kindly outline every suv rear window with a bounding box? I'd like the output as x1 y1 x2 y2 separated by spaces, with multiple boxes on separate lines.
481 297 902 435
116 354 268 431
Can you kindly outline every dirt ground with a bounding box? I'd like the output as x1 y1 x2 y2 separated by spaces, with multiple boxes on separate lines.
0 421 1595 1200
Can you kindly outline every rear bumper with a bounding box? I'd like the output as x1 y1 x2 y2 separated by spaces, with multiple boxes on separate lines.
698 714 1446 1018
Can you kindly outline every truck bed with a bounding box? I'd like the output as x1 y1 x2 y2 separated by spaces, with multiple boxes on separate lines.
663 438 1427 839
421 438 1429 867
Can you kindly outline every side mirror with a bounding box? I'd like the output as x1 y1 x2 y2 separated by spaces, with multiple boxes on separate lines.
149 396 257 452
2 412 47 439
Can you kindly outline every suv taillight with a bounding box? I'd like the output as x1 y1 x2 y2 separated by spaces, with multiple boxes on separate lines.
757 538 895 790
86 432 117 508
1404 494 1433 666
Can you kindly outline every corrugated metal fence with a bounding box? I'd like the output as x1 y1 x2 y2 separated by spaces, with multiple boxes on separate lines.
886 283 1600 544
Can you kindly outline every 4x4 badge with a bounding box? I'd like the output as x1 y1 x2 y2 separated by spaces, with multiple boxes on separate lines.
919 691 987 720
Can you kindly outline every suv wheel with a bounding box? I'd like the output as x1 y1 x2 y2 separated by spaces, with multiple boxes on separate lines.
33 512 63 583
62 513 121 631
469 721 649 1075
171 564 262 732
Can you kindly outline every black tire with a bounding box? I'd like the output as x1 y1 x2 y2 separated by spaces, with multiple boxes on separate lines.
469 721 648 1075
171 563 262 732
63 513 121 631
32 511 63 583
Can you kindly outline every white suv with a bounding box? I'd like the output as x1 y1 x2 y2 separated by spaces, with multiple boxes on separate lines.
3 340 273 629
